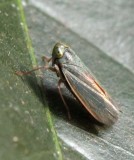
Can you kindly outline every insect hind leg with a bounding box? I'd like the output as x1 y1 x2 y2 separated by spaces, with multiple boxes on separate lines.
58 79 71 120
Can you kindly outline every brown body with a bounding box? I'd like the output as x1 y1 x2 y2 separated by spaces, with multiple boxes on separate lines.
52 42 119 125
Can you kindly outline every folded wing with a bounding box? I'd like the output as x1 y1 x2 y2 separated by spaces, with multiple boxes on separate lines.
62 67 119 125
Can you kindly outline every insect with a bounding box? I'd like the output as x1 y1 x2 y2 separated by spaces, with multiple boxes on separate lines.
16 42 119 125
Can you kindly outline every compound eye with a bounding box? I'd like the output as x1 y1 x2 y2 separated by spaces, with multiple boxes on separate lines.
56 48 64 58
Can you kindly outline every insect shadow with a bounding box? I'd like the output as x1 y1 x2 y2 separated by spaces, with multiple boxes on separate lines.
19 67 109 135
42 77 109 135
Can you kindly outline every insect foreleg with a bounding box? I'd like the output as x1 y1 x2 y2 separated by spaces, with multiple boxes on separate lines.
42 56 52 64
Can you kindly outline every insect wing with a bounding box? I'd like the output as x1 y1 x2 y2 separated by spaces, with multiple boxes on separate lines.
62 65 119 125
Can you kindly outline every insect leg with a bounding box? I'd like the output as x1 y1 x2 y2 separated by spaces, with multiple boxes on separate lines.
15 66 52 76
42 56 52 63
58 79 71 120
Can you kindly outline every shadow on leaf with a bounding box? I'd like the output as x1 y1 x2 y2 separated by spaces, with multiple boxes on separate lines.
17 67 111 135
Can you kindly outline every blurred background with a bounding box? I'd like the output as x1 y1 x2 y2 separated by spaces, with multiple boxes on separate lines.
25 0 134 73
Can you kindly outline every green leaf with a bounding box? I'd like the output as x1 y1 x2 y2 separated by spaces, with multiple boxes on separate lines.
0 1 62 160
23 1 134 160
1 0 134 160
